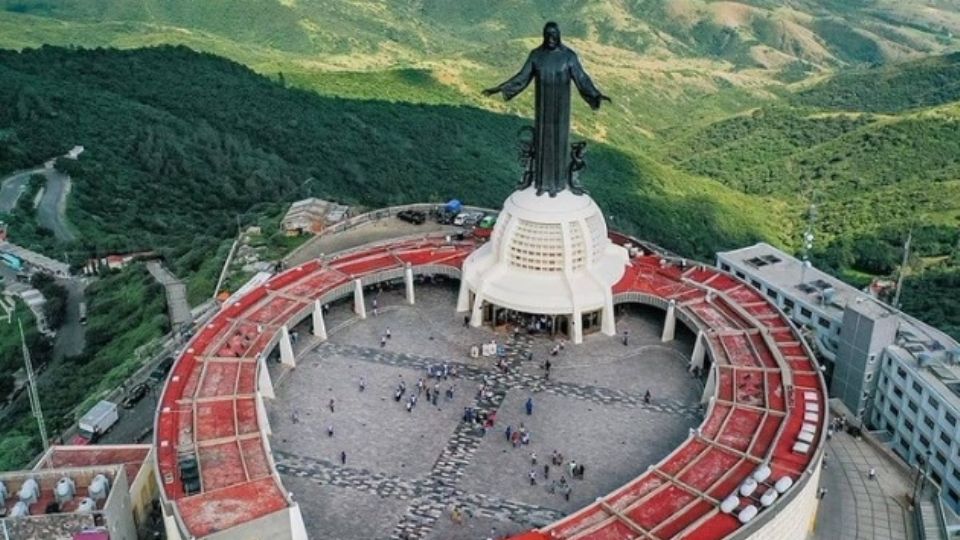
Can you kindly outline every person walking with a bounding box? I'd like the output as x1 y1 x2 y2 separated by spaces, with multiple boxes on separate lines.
327 424 334 437
340 451 347 465
386 327 392 339
530 451 537 465
528 469 537 486
643 390 651 404
329 398 336 413
380 334 387 347
525 397 534 416
622 330 629 346
359 377 366 392
544 463 550 479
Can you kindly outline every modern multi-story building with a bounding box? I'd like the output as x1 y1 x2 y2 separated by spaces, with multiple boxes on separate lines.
718 242 960 514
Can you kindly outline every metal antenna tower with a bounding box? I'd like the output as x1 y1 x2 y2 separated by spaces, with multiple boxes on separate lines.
892 229 913 310
800 202 818 284
19 319 49 451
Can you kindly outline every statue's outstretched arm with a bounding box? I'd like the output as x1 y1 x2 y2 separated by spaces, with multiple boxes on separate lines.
570 53 610 110
483 53 535 100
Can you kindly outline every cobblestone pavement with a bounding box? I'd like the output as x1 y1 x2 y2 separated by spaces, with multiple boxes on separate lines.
319 342 702 419
270 284 700 540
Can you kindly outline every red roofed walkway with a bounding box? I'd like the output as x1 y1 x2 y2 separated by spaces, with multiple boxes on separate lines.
153 232 826 539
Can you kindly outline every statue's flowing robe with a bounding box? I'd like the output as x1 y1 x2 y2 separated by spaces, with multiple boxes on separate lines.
498 44 603 194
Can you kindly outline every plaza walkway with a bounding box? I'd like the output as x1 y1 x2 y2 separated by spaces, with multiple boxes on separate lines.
813 429 916 540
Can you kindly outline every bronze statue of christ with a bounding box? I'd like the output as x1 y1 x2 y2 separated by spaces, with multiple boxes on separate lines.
483 22 610 197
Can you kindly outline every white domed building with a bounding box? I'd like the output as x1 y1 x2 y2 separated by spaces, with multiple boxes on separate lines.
456 186 628 343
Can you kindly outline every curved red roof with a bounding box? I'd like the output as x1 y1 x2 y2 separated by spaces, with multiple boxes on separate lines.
153 236 476 537
153 233 826 539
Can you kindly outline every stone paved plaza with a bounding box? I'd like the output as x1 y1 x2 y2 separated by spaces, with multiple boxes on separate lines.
267 282 701 539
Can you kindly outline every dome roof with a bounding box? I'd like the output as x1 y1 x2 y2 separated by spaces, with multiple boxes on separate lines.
498 188 610 273
460 187 627 320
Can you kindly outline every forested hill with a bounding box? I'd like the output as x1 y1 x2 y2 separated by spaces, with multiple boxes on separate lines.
0 45 779 270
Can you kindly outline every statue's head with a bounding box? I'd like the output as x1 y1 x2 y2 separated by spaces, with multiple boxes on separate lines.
542 22 561 50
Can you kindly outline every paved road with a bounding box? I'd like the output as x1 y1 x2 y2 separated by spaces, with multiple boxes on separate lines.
0 167 41 212
0 161 76 242
51 277 87 361
146 261 192 329
286 219 462 266
99 384 161 445
36 168 75 242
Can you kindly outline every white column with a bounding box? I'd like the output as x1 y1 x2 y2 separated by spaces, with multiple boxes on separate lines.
353 279 367 319
456 281 471 312
258 357 275 399
289 502 309 540
702 375 716 406
279 325 296 367
601 293 616 336
690 331 706 371
255 391 272 436
572 310 584 344
312 299 327 340
404 264 416 305
662 300 677 342
470 294 484 328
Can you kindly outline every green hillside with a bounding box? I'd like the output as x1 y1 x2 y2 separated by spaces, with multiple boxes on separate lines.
0 46 784 269
0 1 957 341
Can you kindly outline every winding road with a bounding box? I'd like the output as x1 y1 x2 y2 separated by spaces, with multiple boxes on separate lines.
0 158 76 242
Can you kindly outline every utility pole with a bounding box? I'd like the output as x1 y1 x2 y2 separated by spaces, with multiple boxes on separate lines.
19 318 48 451
892 229 913 310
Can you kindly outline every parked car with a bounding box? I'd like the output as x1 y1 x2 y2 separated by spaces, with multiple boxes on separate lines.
149 356 175 384
397 210 426 225
454 211 485 227
478 214 498 229
121 383 149 409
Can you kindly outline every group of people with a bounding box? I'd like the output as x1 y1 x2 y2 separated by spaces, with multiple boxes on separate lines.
393 374 458 412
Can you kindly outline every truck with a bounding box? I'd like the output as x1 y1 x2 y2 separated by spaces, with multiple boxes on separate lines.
71 400 119 445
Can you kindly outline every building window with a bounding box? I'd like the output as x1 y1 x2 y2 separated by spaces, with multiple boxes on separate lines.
913 381 923 394
721 263 731 272
947 413 957 427
751 279 762 289
897 367 907 379
920 434 930 447
766 289 778 300
940 432 951 446
905 419 915 432
894 386 904 399
800 307 812 318
937 451 947 466
928 396 940 410
736 271 745 279
932 471 942 486
924 416 935 430
949 489 959 504
817 317 831 329
888 403 898 416
909 401 919 414
784 298 795 310
953 469 960 483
